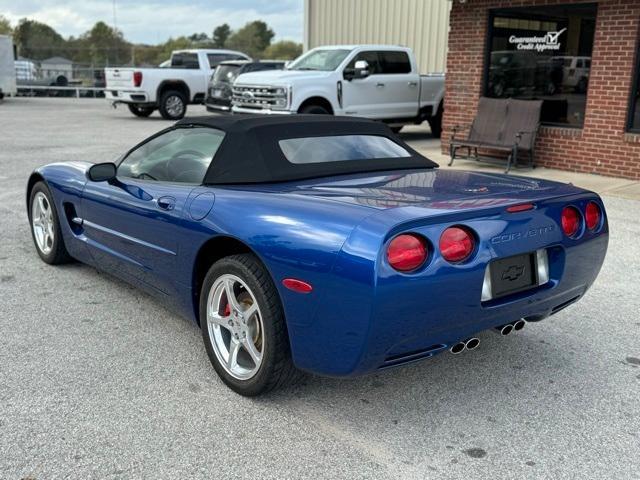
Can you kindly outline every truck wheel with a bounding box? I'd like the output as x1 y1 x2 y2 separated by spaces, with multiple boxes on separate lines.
299 104 330 115
159 90 187 120
200 254 301 396
128 104 155 117
428 107 443 139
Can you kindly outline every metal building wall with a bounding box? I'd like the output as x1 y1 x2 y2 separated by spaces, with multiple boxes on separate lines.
304 0 451 73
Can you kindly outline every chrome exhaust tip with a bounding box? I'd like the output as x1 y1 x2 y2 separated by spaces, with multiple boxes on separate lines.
450 342 466 355
513 319 526 331
495 324 513 336
465 337 480 350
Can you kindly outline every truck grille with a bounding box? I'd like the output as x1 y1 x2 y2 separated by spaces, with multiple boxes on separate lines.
232 85 287 110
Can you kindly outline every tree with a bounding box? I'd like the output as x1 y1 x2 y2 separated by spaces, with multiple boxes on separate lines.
188 32 209 43
263 41 302 60
73 21 131 66
13 19 66 60
212 24 231 48
0 15 12 36
226 21 275 58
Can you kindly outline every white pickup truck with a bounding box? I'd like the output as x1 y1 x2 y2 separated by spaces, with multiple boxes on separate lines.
231 45 445 136
105 49 250 120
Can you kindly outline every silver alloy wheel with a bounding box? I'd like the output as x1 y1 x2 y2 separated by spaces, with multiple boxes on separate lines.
207 274 264 380
165 95 184 117
31 191 54 255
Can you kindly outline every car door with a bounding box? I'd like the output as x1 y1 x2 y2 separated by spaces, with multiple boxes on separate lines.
375 50 419 118
80 126 225 295
340 51 385 118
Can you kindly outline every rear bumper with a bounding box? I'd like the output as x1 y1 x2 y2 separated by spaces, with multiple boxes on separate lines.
105 90 151 104
286 210 608 377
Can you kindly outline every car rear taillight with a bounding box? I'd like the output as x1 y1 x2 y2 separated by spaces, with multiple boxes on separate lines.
387 234 428 272
133 71 143 87
561 206 581 237
585 201 601 231
439 226 475 263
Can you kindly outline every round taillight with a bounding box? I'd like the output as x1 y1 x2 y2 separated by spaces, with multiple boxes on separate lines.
585 202 601 231
439 226 475 263
561 206 581 237
387 234 428 272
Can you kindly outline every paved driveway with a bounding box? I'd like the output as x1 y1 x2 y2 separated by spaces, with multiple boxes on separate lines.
1 98 638 479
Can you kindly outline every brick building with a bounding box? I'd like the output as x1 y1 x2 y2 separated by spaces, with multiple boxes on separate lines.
443 0 640 179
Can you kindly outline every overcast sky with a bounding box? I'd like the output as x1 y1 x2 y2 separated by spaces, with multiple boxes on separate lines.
1 0 303 44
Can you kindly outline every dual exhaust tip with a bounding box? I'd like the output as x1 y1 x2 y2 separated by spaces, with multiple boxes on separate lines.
495 319 526 336
449 320 527 354
450 337 480 355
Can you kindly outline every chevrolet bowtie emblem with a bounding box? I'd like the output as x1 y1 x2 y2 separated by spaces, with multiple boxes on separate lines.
502 265 525 282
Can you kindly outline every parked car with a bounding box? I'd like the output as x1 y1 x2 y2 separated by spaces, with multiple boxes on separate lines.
206 60 286 112
0 35 17 100
26 115 608 396
552 56 591 93
105 49 251 120
231 45 445 137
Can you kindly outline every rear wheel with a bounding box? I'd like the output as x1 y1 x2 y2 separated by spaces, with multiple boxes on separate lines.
200 254 300 396
428 105 443 139
128 104 155 117
299 104 330 115
159 90 187 120
28 181 72 265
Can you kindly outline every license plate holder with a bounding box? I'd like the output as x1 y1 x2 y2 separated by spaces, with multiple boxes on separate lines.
489 252 538 299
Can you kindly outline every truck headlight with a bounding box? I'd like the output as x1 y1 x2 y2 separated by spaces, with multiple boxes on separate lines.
273 87 287 96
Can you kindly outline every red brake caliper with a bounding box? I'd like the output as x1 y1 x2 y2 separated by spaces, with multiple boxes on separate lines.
223 302 231 317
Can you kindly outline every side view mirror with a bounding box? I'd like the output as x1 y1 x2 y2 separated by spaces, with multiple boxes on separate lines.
87 162 117 182
353 60 370 79
344 60 370 81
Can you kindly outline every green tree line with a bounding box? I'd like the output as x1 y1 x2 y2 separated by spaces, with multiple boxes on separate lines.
0 15 302 66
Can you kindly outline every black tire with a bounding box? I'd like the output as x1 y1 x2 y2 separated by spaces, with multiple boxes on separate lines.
428 106 443 139
390 126 403 134
128 104 155 117
576 77 588 94
28 181 72 265
299 104 330 115
159 89 187 120
200 254 300 396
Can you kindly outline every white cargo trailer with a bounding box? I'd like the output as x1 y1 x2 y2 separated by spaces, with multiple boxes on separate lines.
0 35 17 99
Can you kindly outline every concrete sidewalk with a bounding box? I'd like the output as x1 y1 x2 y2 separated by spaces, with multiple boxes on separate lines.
401 126 640 201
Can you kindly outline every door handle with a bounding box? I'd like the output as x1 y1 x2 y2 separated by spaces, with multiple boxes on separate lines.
376 82 385 88
157 196 176 211
408 81 418 87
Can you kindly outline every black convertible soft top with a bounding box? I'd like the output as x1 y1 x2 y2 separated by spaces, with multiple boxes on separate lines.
175 115 438 184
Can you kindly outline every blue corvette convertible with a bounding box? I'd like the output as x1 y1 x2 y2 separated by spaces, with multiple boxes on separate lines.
27 115 608 395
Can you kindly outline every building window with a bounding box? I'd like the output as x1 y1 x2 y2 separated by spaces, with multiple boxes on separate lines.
485 4 598 128
629 37 640 133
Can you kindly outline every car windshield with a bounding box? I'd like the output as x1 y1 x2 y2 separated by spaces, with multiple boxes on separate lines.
279 135 411 164
287 49 351 71
213 65 241 83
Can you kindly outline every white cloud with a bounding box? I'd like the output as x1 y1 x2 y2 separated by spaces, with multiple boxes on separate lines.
1 0 303 43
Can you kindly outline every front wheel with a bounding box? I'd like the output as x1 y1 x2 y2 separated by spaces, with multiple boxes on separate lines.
299 104 330 115
128 104 155 117
200 254 300 396
159 90 187 120
28 181 72 265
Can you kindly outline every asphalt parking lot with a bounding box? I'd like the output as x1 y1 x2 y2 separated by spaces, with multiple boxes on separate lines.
1 97 639 479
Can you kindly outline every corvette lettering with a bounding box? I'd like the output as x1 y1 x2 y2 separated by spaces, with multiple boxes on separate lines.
491 225 555 244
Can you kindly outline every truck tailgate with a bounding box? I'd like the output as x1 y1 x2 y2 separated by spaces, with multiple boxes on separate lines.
105 69 134 89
